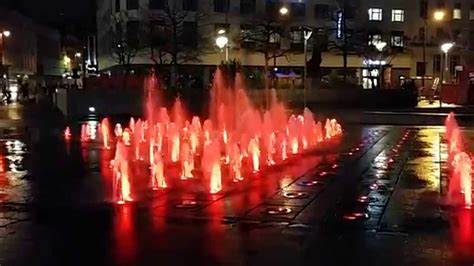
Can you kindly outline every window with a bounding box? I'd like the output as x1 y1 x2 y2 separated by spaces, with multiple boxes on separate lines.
116 22 123 35
470 5 474 20
126 21 140 47
240 24 254 48
240 0 256 14
214 23 230 34
450 55 460 76
150 20 166 34
269 32 281 47
420 0 428 19
115 0 121 12
416 62 426 76
314 4 329 19
369 8 383 21
391 31 404 47
214 0 229 13
315 28 329 51
433 54 441 73
183 22 198 48
291 3 306 17
266 1 283 16
452 29 461 41
368 34 382 46
470 31 474 50
126 0 138 10
290 30 303 44
183 0 197 11
418 27 425 41
290 29 303 50
436 28 445 39
149 0 166 9
392 9 404 22
453 3 462 19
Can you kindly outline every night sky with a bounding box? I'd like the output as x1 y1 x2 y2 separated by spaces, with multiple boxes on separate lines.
0 0 96 37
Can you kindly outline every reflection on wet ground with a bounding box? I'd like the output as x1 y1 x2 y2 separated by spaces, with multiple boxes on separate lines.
0 125 472 265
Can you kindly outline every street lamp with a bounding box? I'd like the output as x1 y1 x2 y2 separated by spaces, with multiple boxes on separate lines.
375 42 387 89
303 29 313 108
433 10 445 21
440 42 454 83
215 35 229 61
2 31 10 38
279 6 289 16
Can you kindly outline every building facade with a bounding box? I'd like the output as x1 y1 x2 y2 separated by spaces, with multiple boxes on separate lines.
0 5 62 84
96 0 474 89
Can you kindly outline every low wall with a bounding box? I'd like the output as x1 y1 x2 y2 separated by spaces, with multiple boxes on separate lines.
66 88 144 120
246 89 418 108
61 87 417 121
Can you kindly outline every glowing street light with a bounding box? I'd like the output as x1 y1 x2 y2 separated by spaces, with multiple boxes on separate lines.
2 31 10 37
434 10 445 21
217 29 226 35
441 42 454 54
440 42 454 84
215 35 229 61
75 52 82 58
375 41 387 52
279 6 289 16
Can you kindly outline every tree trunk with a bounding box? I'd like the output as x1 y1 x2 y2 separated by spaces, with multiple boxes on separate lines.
342 10 348 84
264 53 270 109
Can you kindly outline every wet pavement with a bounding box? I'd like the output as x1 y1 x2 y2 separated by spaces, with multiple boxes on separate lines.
0 124 472 266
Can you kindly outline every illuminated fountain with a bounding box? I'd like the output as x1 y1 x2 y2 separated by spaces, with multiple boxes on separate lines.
112 140 133 204
71 69 343 203
445 113 472 207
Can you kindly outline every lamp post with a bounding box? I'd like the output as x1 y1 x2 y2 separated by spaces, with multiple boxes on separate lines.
375 41 387 89
420 10 445 89
303 29 313 108
440 42 454 83
215 35 229 61
0 30 11 66
439 42 454 108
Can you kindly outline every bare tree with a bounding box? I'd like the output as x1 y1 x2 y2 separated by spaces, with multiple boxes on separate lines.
143 1 211 86
328 0 362 83
238 17 291 106
108 11 143 68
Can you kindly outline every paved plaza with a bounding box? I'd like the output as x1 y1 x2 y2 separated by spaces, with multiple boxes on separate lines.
0 121 470 266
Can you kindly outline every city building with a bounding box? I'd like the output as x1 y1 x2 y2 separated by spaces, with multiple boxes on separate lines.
96 0 474 89
0 5 62 88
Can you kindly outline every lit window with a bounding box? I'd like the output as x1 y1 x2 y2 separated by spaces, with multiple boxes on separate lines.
369 8 383 21
391 31 404 47
391 9 404 22
368 34 382 46
453 3 462 19
290 30 303 44
269 32 281 44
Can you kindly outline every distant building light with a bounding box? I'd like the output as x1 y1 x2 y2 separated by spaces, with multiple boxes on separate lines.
88 107 96 112
337 11 343 39
364 59 387 65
